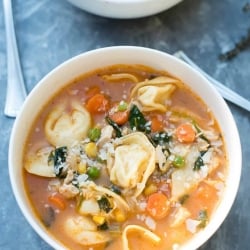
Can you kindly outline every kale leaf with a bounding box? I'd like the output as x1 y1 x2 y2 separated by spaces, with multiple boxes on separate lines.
193 150 208 171
97 196 112 213
109 184 121 195
97 221 109 230
179 194 190 205
193 155 204 171
193 123 210 145
128 105 151 133
151 132 171 146
48 146 68 177
198 210 208 228
105 116 122 138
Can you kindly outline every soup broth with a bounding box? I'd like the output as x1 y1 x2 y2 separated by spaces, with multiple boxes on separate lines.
23 64 227 250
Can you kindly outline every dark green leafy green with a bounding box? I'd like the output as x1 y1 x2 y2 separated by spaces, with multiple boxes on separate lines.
151 132 171 146
128 105 151 133
179 194 190 205
193 156 204 171
243 3 250 12
198 209 208 228
97 196 112 213
105 116 122 138
97 221 109 230
48 146 68 177
193 123 210 145
219 29 250 61
109 184 121 195
71 173 80 187
193 150 208 171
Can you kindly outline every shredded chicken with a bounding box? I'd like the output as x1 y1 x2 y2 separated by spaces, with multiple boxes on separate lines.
64 169 75 184
170 206 191 228
59 183 79 199
97 125 114 148
155 145 167 170
66 153 79 171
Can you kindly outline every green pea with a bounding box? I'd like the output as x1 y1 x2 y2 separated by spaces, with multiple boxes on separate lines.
88 127 101 142
118 101 128 111
87 166 100 179
173 155 185 168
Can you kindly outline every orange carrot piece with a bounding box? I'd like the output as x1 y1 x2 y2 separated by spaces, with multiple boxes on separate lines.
146 192 170 220
196 182 217 206
109 110 129 125
48 194 66 210
151 116 164 132
175 123 196 143
86 93 109 113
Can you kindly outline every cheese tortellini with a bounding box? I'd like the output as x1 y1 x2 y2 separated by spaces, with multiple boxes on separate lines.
122 225 161 250
24 147 55 177
64 215 110 246
79 181 130 218
130 76 177 112
45 101 91 147
171 147 220 200
107 132 156 197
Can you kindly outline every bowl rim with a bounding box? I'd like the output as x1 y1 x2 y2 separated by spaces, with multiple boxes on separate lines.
66 0 183 18
9 46 242 250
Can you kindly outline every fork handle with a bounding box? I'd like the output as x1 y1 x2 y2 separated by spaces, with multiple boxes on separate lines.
3 0 27 117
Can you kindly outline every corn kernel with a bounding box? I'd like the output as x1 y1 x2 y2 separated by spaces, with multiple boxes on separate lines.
144 183 158 196
77 162 87 174
114 210 126 222
85 142 98 158
92 215 106 225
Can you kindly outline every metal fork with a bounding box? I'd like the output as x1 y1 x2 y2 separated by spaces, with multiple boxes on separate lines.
3 0 27 118
174 50 250 112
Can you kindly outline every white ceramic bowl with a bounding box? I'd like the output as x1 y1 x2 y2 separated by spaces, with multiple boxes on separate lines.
66 0 183 19
9 46 241 250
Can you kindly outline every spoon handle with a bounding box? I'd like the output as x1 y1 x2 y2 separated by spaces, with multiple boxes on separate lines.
3 0 27 118
174 50 250 112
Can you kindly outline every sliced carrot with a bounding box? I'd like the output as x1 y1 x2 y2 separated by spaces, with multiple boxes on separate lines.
151 116 164 132
48 194 66 210
86 93 110 113
185 182 218 215
196 182 217 207
146 192 170 220
109 110 129 125
175 123 196 143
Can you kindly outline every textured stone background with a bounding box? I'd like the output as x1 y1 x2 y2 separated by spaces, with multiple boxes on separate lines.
0 0 250 249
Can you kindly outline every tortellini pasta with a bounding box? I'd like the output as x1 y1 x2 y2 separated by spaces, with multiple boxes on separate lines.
79 181 130 219
130 76 177 112
122 225 161 250
107 132 156 197
45 101 91 147
24 147 55 177
171 147 220 200
64 215 110 246
102 73 139 83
